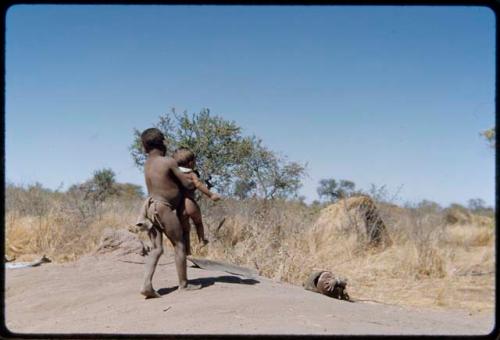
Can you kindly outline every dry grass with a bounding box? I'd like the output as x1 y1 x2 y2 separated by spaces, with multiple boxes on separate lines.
188 197 495 313
5 196 142 262
5 187 495 313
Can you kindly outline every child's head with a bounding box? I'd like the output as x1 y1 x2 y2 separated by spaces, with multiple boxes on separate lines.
141 128 166 155
173 147 195 167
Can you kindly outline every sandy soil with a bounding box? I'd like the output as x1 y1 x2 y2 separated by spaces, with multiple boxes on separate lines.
5 251 495 335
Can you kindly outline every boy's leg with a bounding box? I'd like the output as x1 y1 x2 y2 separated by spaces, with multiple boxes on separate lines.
158 205 201 291
140 226 163 298
185 199 208 244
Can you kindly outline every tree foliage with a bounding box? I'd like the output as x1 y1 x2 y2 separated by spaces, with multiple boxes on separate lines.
481 127 495 148
114 183 144 200
69 168 118 204
68 168 143 205
416 199 442 214
467 198 486 211
66 168 144 222
317 178 356 202
233 138 307 199
130 108 307 199
467 198 494 217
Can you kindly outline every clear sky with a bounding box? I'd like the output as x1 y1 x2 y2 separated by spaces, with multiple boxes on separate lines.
5 5 495 207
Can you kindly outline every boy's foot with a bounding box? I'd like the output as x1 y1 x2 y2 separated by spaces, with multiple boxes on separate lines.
140 287 161 299
178 283 202 291
200 239 209 247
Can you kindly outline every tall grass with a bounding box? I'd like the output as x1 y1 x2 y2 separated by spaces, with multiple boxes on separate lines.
5 183 142 261
5 184 495 311
191 197 494 311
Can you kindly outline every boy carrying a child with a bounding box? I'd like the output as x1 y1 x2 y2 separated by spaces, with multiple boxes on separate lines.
135 128 203 298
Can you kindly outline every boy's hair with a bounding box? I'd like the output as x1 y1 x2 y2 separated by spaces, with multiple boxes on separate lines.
141 128 166 154
173 147 195 167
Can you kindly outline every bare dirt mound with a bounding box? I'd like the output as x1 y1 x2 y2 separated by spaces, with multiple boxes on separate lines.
94 228 150 257
5 227 493 335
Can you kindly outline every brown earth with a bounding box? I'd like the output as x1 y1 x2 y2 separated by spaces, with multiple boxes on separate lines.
5 248 494 335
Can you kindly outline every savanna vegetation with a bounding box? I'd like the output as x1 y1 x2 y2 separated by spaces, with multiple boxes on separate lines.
5 109 495 313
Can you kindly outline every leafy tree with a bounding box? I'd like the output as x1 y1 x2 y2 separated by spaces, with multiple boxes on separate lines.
72 168 144 201
234 138 307 199
130 108 307 199
66 168 145 222
467 198 494 217
91 168 117 202
467 198 486 211
339 180 356 196
317 178 356 202
68 168 116 202
317 179 338 202
233 179 256 199
447 203 469 213
416 199 442 213
481 127 495 148
131 108 256 192
114 183 144 200
66 168 117 219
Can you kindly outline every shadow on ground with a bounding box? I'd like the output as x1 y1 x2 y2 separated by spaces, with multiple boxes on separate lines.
158 275 259 295
191 275 260 287
157 286 179 296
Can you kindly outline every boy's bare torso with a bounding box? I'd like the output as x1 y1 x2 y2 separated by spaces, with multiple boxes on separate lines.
144 154 184 208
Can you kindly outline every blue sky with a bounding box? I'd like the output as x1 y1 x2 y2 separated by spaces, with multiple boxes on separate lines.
5 5 495 206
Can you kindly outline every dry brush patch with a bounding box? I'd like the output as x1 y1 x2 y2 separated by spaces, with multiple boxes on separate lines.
5 193 143 262
5 189 495 312
190 197 494 312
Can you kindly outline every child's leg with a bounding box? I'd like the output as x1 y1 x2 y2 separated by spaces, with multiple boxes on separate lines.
179 212 192 256
185 199 208 244
140 226 163 298
176 199 192 256
158 204 201 291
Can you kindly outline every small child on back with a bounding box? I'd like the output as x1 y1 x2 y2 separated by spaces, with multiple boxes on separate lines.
173 147 221 250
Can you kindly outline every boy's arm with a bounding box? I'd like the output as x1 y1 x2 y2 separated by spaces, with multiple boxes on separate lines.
170 162 195 190
191 173 220 201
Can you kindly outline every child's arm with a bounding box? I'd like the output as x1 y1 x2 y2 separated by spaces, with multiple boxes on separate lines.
169 160 195 191
191 173 221 201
